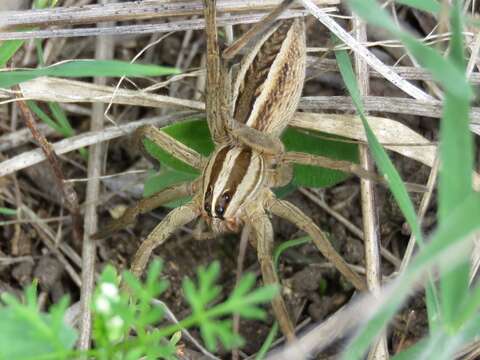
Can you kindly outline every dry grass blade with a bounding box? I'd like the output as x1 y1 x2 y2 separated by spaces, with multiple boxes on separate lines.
352 12 388 359
299 188 401 268
10 77 480 124
0 113 435 179
77 14 114 350
292 112 435 167
20 206 82 288
308 57 480 85
13 77 436 166
0 123 54 152
12 77 480 136
298 0 433 101
299 96 480 130
0 111 197 178
400 156 440 273
0 0 339 29
17 77 205 111
0 8 338 41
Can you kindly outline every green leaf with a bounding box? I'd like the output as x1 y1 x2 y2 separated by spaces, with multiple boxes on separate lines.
178 261 277 352
0 285 77 360
143 169 197 197
229 273 256 299
143 118 213 175
99 264 119 285
145 118 358 188
0 60 181 88
281 129 359 188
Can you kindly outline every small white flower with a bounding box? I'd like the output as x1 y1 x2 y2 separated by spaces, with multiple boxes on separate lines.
95 296 111 315
108 315 124 329
107 315 124 342
100 282 119 301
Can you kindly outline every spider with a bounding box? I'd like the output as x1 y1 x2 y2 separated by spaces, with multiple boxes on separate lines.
96 0 367 340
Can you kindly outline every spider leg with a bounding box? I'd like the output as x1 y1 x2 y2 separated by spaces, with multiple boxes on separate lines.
133 125 206 170
203 0 231 144
230 124 284 156
130 201 200 277
267 193 367 291
246 208 296 341
283 151 427 193
93 181 196 239
267 164 293 188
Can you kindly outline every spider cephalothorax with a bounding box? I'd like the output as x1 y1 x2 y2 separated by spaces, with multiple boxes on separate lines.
97 0 367 341
201 144 267 232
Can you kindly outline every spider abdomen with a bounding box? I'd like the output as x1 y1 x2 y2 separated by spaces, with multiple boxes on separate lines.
232 18 306 137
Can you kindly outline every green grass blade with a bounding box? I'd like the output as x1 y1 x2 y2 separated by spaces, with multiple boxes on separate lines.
46 103 74 135
342 192 480 360
395 0 441 14
448 1 466 71
394 312 480 360
27 101 64 134
335 47 441 331
348 0 472 101
0 40 25 67
273 236 311 269
0 60 181 88
0 207 17 216
334 49 422 242
348 0 476 330
393 331 450 360
438 0 474 327
255 322 278 360
455 280 480 330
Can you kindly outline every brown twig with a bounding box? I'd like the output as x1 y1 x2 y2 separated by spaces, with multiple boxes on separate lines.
13 86 83 247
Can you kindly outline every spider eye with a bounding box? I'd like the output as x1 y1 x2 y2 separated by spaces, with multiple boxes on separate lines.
215 205 225 217
222 192 231 202
204 203 211 213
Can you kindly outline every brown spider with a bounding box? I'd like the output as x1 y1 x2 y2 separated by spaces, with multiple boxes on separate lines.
96 0 366 340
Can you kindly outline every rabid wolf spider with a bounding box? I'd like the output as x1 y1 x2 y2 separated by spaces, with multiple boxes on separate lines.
96 0 367 340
